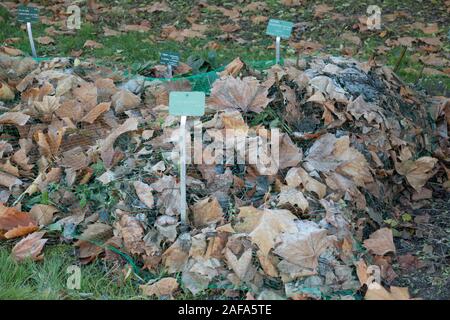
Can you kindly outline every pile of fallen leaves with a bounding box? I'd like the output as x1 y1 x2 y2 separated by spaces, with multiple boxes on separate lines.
0 50 448 300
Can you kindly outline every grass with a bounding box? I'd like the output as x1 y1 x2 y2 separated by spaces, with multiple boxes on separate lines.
0 0 448 300
0 244 145 300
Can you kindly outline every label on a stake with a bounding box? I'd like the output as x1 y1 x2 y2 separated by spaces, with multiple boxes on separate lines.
266 19 293 39
169 92 205 116
17 6 39 24
160 52 180 67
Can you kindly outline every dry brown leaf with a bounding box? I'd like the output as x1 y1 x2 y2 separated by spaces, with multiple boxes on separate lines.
0 81 15 101
81 102 111 124
219 57 244 77
0 205 38 239
162 233 190 273
234 207 297 256
0 171 22 189
36 36 55 45
31 96 61 121
29 204 58 226
115 212 145 255
365 283 411 300
120 24 151 33
112 89 140 113
363 228 396 256
0 46 23 56
83 40 104 49
140 277 179 297
4 224 39 239
314 4 333 18
61 147 88 171
305 134 373 187
191 196 223 227
208 76 273 113
11 231 47 262
0 112 29 126
396 156 438 191
347 95 384 124
285 167 327 199
277 187 309 212
133 181 154 209
78 223 113 243
225 247 254 281
99 117 138 168
274 220 329 271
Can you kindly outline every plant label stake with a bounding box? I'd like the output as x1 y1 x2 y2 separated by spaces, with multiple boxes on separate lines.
169 92 205 225
17 6 39 58
266 19 293 65
160 52 180 79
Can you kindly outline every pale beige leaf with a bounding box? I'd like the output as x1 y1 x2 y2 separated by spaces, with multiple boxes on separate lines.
112 89 141 113
81 102 111 124
285 167 327 199
234 207 297 256
208 76 272 113
274 220 329 271
363 228 396 256
0 171 22 189
133 181 154 209
365 282 410 300
78 223 113 242
0 112 29 126
305 133 373 187
278 188 309 212
12 231 47 262
191 196 223 227
225 247 253 280
29 204 58 226
396 156 438 191
0 81 15 101
140 277 179 297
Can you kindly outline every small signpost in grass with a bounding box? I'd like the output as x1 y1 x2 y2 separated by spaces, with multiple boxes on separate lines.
266 19 293 65
160 52 180 78
169 92 205 225
17 6 39 58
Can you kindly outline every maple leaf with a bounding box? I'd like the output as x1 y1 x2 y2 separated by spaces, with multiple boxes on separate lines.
191 196 223 227
234 207 297 256
225 247 255 281
365 283 411 300
29 204 58 226
81 102 111 124
285 167 327 199
395 156 438 191
305 133 373 187
12 231 47 262
363 228 396 256
0 112 29 126
115 212 145 255
140 277 179 298
0 81 15 101
133 181 154 209
273 220 329 271
208 76 273 113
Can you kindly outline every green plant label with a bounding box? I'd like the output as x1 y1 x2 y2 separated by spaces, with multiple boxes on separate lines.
169 92 205 116
266 19 293 39
160 52 180 67
17 6 39 24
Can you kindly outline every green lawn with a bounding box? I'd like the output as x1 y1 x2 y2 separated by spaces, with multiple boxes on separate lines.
0 244 145 300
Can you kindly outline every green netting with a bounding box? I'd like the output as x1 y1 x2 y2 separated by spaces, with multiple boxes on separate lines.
32 57 282 94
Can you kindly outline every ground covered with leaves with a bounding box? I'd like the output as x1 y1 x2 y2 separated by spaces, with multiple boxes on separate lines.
0 0 449 300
